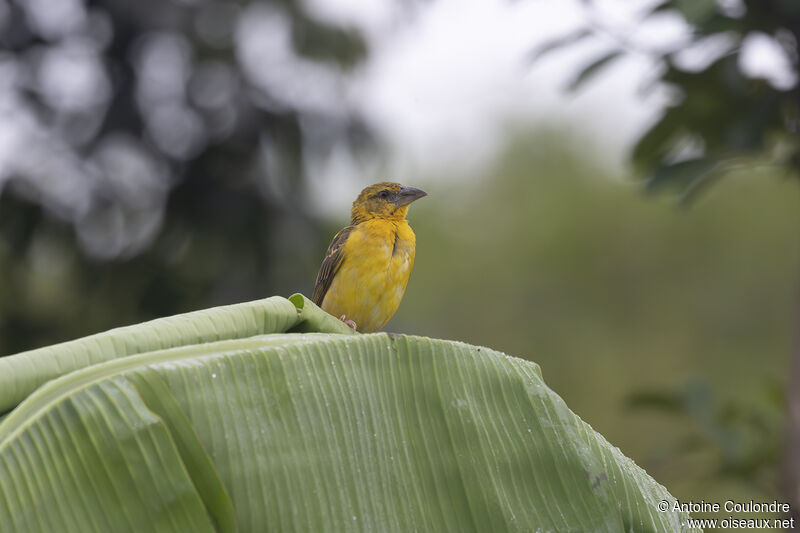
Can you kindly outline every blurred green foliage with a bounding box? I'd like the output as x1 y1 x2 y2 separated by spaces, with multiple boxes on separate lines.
627 378 784 496
388 129 800 522
0 0 368 354
528 0 800 521
536 0 800 198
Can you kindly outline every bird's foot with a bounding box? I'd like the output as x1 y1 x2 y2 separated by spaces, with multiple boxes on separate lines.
339 315 357 331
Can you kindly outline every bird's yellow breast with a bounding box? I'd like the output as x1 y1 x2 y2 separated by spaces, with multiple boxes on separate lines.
320 219 416 332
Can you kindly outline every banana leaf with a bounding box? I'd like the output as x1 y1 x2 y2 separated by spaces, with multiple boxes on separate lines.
0 296 697 532
0 294 352 415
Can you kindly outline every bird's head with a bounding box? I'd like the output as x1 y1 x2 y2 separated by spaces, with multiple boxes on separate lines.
351 182 427 223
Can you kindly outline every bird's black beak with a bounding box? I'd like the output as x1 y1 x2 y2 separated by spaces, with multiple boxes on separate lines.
394 186 427 207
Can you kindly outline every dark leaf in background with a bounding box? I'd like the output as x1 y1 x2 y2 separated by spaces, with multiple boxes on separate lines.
671 0 718 27
643 157 719 200
627 379 783 493
626 390 685 413
525 28 593 64
565 49 624 92
531 0 800 197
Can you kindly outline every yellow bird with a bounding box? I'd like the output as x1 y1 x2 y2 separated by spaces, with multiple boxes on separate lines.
312 182 427 332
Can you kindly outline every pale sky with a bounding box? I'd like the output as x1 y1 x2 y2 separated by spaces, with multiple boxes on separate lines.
301 0 793 214
301 0 674 211
2 0 792 225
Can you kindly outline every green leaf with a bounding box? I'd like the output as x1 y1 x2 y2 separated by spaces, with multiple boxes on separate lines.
644 157 720 198
567 50 624 92
126 368 237 533
526 28 593 64
674 0 718 26
626 391 685 413
678 165 725 204
632 109 686 167
647 0 673 14
0 295 354 415
775 0 800 15
0 303 697 532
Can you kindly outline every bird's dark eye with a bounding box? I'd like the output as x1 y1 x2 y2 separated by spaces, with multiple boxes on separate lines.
378 190 391 199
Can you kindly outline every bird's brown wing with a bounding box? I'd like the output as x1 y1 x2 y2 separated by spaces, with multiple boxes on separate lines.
312 225 355 305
